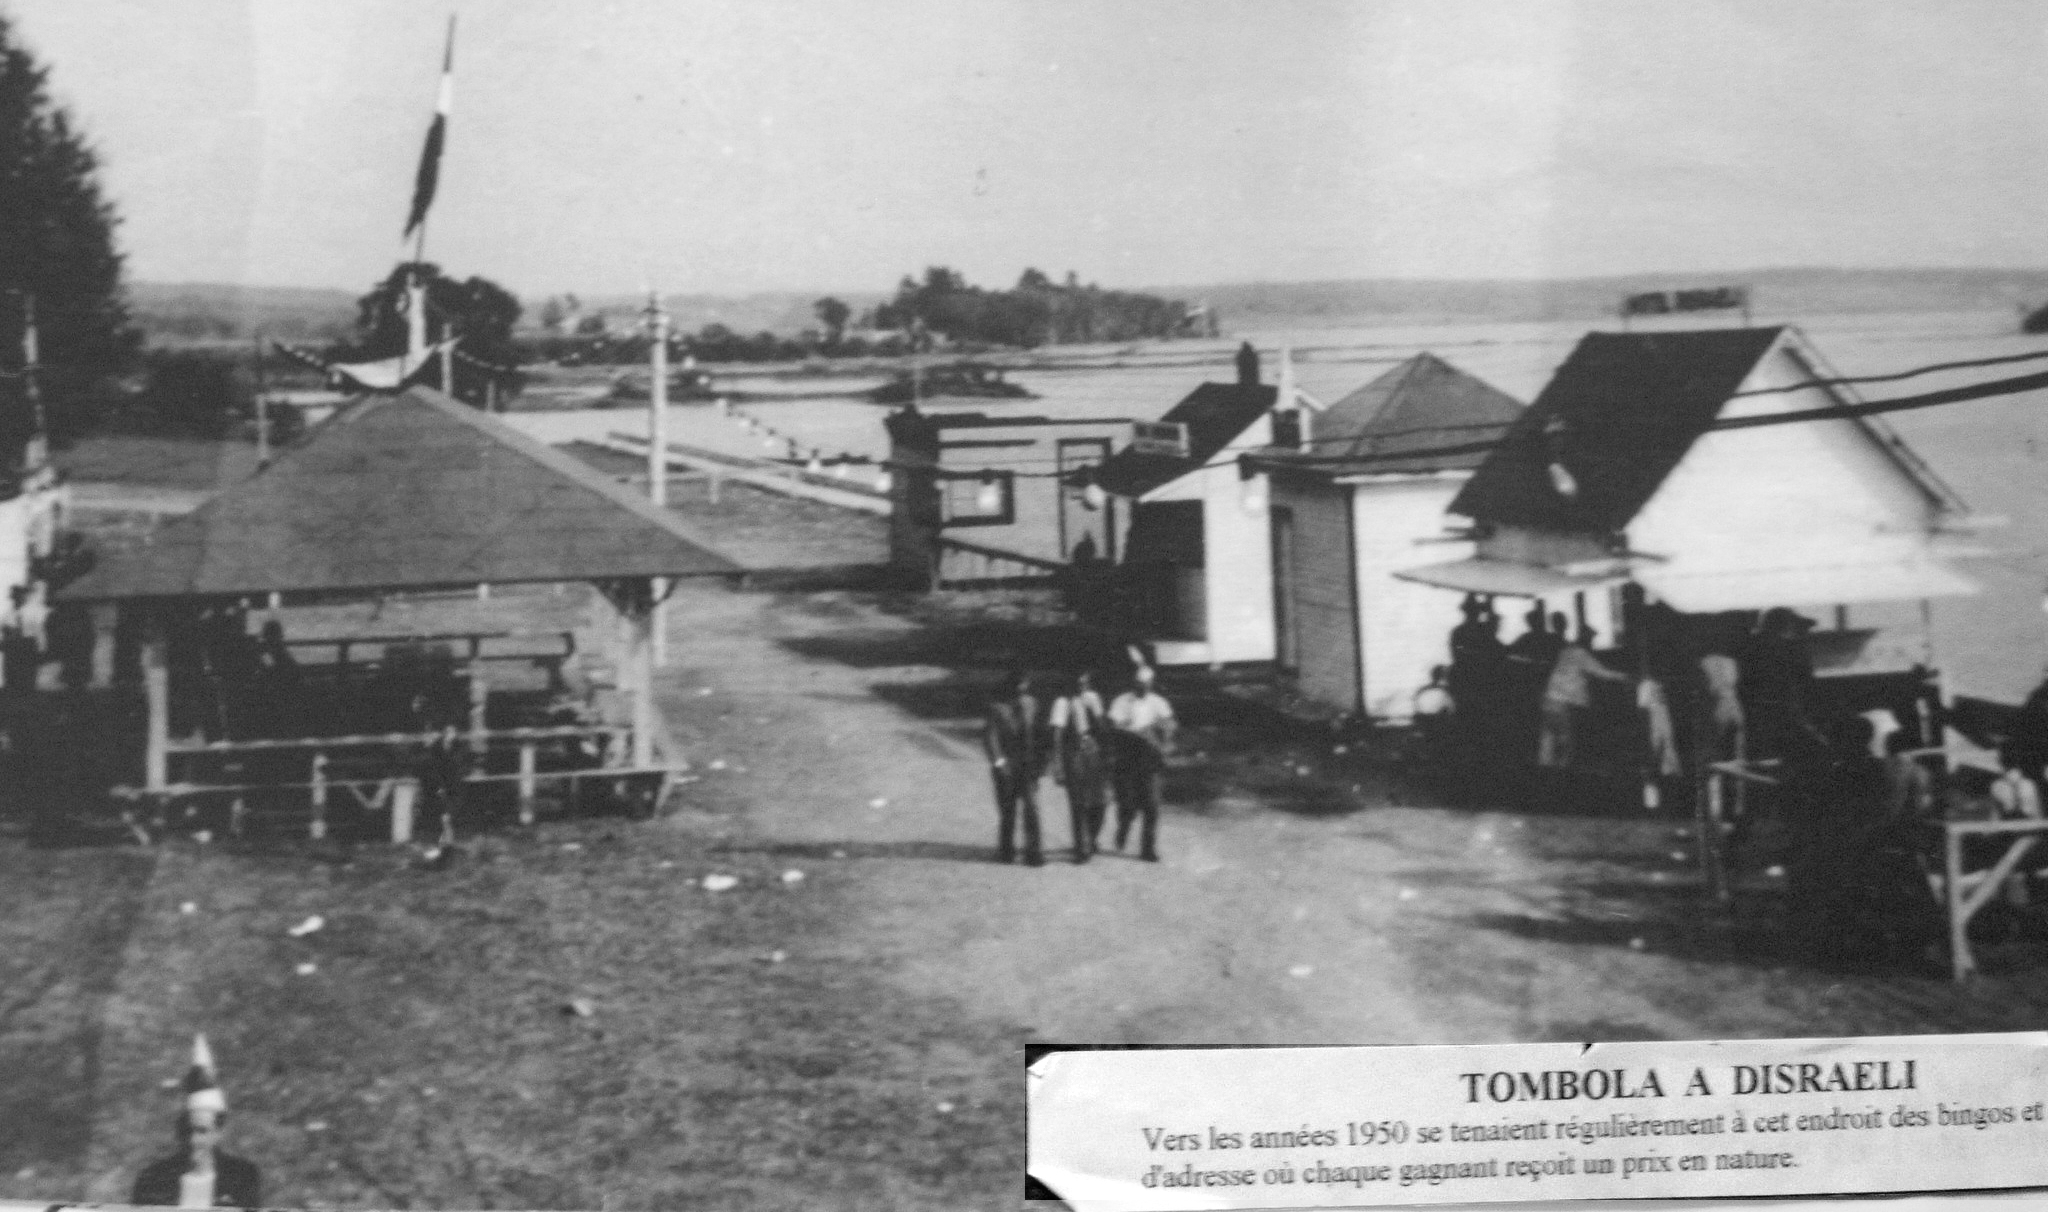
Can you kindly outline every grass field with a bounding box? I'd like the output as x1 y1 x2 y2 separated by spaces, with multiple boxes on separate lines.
3 793 1017 1211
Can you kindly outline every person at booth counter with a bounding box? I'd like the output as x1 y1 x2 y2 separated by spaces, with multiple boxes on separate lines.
1744 608 1825 764
1537 626 1631 774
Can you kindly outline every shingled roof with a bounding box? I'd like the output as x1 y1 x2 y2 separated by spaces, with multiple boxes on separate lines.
1448 327 1784 531
1268 353 1523 477
1096 381 1277 497
58 387 743 601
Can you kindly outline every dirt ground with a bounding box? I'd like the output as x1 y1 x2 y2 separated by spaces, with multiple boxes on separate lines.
11 483 2048 1209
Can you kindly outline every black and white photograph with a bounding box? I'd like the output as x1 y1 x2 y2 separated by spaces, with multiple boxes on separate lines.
5 1 2048 1208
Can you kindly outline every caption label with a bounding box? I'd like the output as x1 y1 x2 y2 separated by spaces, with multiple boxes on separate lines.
1027 1032 2048 1208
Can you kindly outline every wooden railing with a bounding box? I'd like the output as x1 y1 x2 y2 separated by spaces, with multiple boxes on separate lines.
117 723 674 842
933 536 1066 590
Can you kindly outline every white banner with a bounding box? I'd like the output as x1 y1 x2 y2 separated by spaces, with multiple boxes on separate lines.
1028 1033 2048 1208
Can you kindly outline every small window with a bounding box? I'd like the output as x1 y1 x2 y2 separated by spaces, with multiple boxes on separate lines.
940 472 1015 527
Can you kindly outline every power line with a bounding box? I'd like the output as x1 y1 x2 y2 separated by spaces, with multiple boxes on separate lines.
1248 360 2048 472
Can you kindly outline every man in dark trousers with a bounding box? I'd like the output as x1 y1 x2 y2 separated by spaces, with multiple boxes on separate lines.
985 671 1047 865
1050 670 1109 862
1109 663 1176 862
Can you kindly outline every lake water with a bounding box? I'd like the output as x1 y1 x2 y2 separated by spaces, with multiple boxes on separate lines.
515 307 2048 705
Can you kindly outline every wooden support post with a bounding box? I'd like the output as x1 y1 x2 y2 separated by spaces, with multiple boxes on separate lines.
1947 826 1970 982
391 777 418 844
90 603 117 689
143 618 169 793
628 582 656 769
468 660 488 757
309 753 328 840
653 580 668 668
1700 770 1725 903
518 742 537 825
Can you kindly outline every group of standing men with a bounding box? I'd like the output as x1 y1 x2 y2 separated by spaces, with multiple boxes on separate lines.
985 662 1176 866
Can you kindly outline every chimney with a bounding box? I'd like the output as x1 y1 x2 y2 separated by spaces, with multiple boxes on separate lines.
1235 341 1261 386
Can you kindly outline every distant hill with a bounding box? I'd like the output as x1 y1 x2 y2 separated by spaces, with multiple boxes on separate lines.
1170 267 2048 330
130 282 358 347
129 267 2048 349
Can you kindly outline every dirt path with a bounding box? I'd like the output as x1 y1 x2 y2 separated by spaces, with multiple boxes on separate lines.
657 581 2048 1055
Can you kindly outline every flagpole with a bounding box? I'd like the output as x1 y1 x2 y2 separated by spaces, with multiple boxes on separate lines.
646 291 670 666
400 14 452 387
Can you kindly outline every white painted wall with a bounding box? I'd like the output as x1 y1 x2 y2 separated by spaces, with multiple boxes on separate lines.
1627 340 1943 602
0 495 28 627
1350 476 1472 718
1143 412 1277 664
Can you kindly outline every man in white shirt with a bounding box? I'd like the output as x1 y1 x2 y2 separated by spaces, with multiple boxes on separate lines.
1108 665 1175 862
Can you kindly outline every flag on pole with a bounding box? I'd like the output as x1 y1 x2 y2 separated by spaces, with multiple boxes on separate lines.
402 16 456 240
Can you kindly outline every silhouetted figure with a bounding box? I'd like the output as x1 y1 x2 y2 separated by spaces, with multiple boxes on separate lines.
1787 714 1941 966
131 1108 261 1209
254 620 303 738
2007 666 2048 804
1506 606 1564 669
1744 608 1824 764
132 1037 261 1209
1447 595 1508 768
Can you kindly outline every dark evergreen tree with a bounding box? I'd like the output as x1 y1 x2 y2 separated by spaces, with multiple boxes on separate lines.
0 14 138 447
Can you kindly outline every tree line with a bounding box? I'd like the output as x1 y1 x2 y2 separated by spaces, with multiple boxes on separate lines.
5 12 1213 451
864 267 1201 348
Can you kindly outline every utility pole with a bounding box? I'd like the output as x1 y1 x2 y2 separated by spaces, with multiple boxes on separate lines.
440 318 456 395
645 291 670 666
254 331 270 466
646 291 669 508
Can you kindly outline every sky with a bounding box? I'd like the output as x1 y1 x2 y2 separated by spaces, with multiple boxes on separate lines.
9 0 2048 297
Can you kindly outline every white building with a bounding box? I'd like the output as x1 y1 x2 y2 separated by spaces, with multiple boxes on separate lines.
1259 353 1524 718
1400 326 1976 666
1097 377 1284 667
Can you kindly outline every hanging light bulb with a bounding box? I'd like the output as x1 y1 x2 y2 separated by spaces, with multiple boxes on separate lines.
875 470 894 493
1240 471 1268 514
1083 481 1107 511
833 459 850 479
976 477 1004 514
807 453 824 474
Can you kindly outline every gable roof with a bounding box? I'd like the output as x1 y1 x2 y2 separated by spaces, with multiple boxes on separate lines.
1271 353 1523 477
1448 327 1784 530
58 387 743 601
1096 381 1277 497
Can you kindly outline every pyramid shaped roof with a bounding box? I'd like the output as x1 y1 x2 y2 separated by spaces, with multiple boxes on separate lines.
58 388 742 601
1299 353 1524 476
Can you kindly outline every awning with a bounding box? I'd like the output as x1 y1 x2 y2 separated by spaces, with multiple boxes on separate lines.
1392 556 1634 599
1635 559 1978 614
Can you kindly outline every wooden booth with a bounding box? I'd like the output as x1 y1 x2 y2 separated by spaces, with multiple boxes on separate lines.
55 387 744 841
